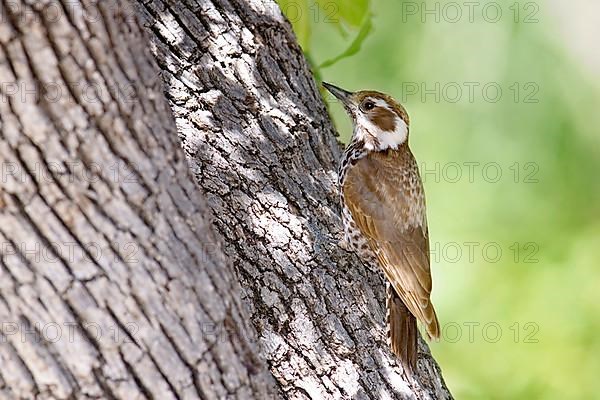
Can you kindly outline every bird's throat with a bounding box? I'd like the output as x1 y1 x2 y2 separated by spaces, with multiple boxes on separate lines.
353 118 408 152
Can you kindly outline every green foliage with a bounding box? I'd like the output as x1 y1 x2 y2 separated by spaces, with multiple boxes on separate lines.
327 0 368 27
318 16 372 69
276 0 373 75
280 0 600 399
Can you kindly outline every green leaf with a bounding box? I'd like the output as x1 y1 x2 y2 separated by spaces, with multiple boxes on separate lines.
318 14 373 69
333 0 370 27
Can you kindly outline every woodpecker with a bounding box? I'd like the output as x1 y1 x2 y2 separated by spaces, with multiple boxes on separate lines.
323 82 440 371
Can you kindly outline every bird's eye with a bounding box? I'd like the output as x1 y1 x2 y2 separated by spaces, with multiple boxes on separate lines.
361 101 375 111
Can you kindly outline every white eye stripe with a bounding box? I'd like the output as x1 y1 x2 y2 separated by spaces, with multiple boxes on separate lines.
374 98 393 110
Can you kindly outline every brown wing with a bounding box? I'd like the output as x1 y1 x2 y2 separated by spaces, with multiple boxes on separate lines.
343 149 439 338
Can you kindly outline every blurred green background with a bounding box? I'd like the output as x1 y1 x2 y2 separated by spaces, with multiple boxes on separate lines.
278 0 600 398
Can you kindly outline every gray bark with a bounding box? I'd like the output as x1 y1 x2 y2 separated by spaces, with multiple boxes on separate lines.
0 0 453 399
0 0 272 399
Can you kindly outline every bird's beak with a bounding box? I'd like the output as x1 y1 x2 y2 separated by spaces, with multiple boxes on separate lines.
322 82 353 106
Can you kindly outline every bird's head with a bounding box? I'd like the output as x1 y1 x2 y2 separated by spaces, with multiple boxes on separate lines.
323 82 410 151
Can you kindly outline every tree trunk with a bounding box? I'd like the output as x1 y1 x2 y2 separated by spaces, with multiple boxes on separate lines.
0 1 272 398
0 0 453 399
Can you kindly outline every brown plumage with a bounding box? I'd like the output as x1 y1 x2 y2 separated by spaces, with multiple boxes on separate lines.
323 82 439 371
343 149 440 338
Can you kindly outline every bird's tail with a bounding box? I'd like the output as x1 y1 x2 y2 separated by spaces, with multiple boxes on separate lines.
386 282 418 372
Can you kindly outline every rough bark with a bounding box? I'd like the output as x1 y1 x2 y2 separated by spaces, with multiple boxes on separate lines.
0 1 273 399
134 0 453 399
0 0 453 398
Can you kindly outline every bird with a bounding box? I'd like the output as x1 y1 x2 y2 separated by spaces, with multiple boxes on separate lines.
322 82 440 372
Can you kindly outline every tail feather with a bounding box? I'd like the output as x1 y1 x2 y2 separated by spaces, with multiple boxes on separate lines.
426 303 441 340
386 283 418 371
